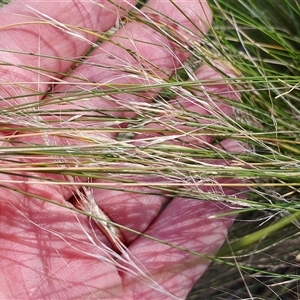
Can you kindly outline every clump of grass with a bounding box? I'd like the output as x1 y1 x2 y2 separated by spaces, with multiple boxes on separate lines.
189 1 300 299
0 0 300 299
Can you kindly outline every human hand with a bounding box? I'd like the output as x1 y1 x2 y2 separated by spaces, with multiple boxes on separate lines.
0 0 247 299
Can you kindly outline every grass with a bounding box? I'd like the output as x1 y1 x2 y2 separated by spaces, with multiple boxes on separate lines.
0 0 300 299
188 1 300 299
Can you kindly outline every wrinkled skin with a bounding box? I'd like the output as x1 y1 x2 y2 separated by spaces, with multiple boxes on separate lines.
0 1 247 299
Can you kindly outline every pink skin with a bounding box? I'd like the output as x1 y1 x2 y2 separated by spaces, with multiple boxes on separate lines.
0 1 247 299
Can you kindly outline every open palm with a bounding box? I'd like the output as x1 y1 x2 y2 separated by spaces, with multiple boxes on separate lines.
0 0 247 299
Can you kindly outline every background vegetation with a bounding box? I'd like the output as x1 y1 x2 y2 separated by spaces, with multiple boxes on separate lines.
189 1 300 299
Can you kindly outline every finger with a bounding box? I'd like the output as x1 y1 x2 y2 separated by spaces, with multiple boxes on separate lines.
122 199 237 299
120 139 249 299
133 61 240 148
38 0 213 126
0 0 137 107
